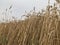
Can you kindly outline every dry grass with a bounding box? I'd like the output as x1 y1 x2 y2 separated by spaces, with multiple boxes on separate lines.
0 15 60 45
0 1 60 45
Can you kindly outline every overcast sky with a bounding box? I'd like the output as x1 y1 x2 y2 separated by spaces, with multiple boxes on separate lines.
0 0 55 21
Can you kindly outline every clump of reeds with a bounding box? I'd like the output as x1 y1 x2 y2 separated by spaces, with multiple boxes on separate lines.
0 0 60 45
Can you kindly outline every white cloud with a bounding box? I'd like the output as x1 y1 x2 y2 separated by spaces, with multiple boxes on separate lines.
0 0 14 9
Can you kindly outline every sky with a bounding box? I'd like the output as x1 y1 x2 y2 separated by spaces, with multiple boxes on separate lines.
0 0 55 22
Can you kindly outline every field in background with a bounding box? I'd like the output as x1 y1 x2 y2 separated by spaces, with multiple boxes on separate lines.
0 0 60 45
